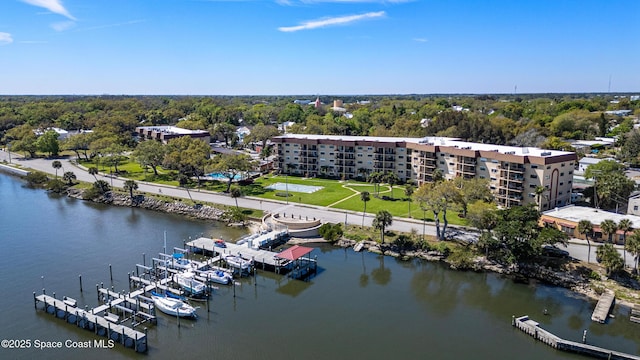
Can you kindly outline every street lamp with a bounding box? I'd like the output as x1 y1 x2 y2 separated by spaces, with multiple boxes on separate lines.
284 164 289 205
7 142 11 164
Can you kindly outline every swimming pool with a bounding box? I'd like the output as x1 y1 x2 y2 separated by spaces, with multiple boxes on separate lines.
206 172 243 181
265 182 323 194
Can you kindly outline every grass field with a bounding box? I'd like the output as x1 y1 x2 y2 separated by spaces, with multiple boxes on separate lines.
78 158 467 225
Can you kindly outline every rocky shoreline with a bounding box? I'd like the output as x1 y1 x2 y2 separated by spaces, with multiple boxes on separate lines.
334 238 631 307
66 189 229 221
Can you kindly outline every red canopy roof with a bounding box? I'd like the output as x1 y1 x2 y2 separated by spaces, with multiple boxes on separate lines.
276 245 313 261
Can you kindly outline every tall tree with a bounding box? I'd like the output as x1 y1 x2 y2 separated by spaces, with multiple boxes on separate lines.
244 123 279 149
132 140 167 176
62 171 76 185
384 171 400 199
163 136 211 187
36 130 60 157
209 153 255 193
625 232 640 273
596 243 624 276
372 210 393 244
454 177 492 217
230 186 242 208
617 218 633 265
360 191 371 227
600 219 618 244
578 220 594 263
88 166 99 181
51 160 62 178
534 186 548 211
404 184 415 218
123 180 138 202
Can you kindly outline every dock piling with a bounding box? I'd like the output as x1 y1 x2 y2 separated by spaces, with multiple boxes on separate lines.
109 264 113 281
79 274 83 292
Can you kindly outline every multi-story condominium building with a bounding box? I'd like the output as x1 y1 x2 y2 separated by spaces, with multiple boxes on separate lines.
271 134 577 210
135 126 210 144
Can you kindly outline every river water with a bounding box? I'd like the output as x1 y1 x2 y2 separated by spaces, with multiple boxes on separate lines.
0 172 638 359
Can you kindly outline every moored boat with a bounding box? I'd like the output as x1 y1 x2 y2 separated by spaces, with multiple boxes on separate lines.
199 269 233 285
151 293 197 318
175 271 207 296
224 254 252 272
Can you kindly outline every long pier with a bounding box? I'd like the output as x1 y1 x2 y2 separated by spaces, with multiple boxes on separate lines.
34 293 148 353
591 291 615 323
513 315 640 360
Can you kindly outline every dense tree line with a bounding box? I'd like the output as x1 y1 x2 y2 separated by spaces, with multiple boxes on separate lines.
1 94 638 150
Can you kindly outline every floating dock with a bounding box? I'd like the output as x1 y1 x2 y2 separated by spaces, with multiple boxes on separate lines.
513 315 640 360
34 293 148 353
591 291 615 323
187 238 291 270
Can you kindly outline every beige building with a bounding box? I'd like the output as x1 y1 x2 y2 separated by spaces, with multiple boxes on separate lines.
271 134 577 209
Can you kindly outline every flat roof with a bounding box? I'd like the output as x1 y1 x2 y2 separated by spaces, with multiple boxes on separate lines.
136 125 208 135
274 134 574 157
542 205 640 228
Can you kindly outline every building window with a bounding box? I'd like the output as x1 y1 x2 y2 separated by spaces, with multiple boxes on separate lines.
635 206 638 211
480 157 487 162
531 165 538 169
530 174 537 178
529 184 536 188
449 162 454 166
546 166 551 169
560 182 564 186
568 171 573 174
561 163 565 167
440 161 445 165
545 175 550 180
479 175 485 179
357 146 362 150
320 152 325 155
480 166 486 171
560 172 564 176
491 169 497 173
285 143 290 147
490 177 497 181
491 159 499 163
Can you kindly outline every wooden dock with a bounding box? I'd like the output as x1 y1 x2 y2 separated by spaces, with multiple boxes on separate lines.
513 315 640 360
187 238 292 270
591 291 615 323
34 293 148 353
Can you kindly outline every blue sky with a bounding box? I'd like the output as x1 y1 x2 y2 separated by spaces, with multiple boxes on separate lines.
0 0 638 95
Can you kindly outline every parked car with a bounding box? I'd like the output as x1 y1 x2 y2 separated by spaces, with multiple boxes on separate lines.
542 245 570 258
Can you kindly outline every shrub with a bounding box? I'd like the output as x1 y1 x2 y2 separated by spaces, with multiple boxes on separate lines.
447 247 475 270
589 271 602 281
318 223 343 242
47 179 66 193
432 242 450 256
26 171 49 185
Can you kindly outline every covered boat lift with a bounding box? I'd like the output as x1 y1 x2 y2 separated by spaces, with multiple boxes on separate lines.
275 245 317 280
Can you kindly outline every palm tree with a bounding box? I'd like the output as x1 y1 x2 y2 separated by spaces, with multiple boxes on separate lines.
625 232 640 273
618 218 633 266
367 172 381 196
372 210 393 244
230 186 242 209
62 171 76 186
534 186 547 211
52 160 62 178
88 166 99 181
404 184 415 218
385 171 400 199
600 219 618 244
123 180 138 201
360 191 371 227
577 220 593 263
596 243 624 276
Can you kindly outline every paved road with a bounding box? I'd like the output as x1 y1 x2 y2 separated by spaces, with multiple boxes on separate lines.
0 151 444 237
3 150 636 269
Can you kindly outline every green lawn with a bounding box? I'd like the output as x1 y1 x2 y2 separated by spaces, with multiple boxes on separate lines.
76 158 468 225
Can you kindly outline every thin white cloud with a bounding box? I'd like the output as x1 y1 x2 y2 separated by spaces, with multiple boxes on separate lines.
279 11 385 32
77 19 146 32
0 32 14 45
18 40 48 44
21 0 76 20
51 20 76 32
413 38 427 42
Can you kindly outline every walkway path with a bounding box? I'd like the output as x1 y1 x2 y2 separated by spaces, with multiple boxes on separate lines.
0 152 441 237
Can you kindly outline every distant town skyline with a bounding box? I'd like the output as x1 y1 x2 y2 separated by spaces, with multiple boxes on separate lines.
1 0 639 95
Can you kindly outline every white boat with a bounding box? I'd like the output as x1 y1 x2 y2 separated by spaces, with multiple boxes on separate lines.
151 294 197 318
168 253 195 270
199 269 233 285
175 272 207 296
224 254 252 272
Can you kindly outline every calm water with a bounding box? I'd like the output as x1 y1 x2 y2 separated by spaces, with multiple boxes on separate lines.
0 173 638 360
